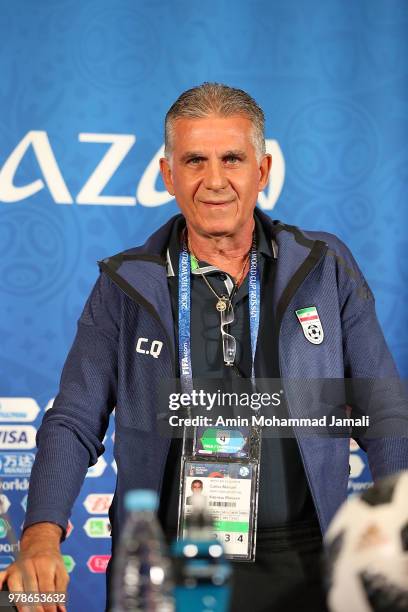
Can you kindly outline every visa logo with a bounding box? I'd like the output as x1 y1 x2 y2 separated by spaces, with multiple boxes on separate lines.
0 426 36 449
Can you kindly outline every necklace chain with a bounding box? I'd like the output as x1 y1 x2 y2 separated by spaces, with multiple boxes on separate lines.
187 232 251 309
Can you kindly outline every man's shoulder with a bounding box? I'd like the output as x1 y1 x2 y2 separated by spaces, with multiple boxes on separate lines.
278 222 348 253
277 221 357 265
284 224 371 298
264 216 366 290
255 209 352 260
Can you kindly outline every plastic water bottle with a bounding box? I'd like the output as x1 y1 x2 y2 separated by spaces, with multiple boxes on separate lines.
111 489 174 612
171 495 231 612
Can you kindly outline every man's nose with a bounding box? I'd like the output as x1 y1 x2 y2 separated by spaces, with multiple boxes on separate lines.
203 159 228 190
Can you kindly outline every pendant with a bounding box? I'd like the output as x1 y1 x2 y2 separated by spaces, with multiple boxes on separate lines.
216 298 228 312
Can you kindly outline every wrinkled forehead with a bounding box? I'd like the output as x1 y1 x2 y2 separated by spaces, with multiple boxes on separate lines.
171 115 256 154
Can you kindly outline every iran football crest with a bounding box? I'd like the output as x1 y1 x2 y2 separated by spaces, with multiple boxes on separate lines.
295 306 324 345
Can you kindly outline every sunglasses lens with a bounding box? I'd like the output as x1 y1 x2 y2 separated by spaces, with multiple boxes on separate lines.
222 332 236 364
219 300 236 365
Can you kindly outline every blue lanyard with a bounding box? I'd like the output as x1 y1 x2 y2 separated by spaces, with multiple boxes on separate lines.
178 234 260 391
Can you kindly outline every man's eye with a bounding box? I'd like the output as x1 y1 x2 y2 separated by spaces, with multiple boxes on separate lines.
187 157 203 165
224 155 240 164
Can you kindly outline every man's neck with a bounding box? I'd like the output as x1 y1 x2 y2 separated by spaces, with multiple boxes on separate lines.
186 218 255 282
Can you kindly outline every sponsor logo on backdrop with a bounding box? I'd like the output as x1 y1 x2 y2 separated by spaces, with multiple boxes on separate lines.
0 543 19 554
63 555 75 573
0 519 10 539
0 398 40 422
86 456 107 478
0 452 35 477
0 426 36 449
349 453 365 479
347 451 372 493
0 132 285 210
0 555 14 570
83 494 113 515
83 517 111 538
348 479 372 493
87 555 110 573
0 478 29 491
0 495 10 514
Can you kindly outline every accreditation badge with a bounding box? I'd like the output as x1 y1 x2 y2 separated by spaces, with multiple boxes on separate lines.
179 420 261 561
180 460 258 560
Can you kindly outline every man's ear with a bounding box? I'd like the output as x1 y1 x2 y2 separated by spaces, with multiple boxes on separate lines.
159 157 175 196
258 153 272 192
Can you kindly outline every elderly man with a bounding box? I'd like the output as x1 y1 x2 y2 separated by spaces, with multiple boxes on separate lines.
1 83 406 612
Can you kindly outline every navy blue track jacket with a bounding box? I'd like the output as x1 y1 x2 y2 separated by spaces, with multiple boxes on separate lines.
24 209 408 551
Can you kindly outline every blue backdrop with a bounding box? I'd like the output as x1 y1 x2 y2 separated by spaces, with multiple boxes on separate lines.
0 1 407 610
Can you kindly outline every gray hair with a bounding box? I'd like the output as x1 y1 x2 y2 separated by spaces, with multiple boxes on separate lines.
164 82 266 160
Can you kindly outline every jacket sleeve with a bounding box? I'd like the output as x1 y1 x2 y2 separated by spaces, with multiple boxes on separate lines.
333 238 408 479
23 272 120 536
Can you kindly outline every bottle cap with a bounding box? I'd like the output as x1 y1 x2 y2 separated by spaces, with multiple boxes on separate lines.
124 489 158 512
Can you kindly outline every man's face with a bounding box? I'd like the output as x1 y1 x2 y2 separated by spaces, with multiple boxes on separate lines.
160 115 271 238
191 481 203 494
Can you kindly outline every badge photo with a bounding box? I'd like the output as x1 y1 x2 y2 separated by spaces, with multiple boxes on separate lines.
295 306 324 345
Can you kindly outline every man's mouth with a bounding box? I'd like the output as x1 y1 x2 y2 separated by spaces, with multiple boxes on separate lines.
199 200 234 206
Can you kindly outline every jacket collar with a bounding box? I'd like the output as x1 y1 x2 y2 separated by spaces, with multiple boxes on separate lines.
101 207 327 333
